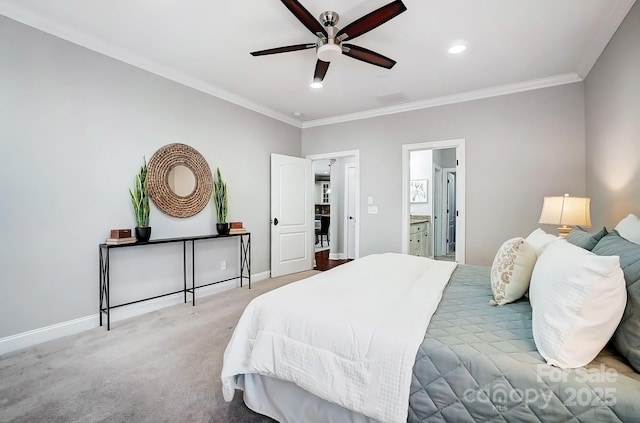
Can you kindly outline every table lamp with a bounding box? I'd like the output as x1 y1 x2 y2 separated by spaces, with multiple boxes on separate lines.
538 193 591 237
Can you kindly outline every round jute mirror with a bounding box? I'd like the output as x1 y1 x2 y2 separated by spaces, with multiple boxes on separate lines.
147 143 213 218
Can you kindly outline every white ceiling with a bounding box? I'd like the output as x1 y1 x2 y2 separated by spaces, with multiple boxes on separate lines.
0 0 636 128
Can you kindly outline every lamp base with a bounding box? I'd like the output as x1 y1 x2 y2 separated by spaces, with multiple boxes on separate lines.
557 226 572 238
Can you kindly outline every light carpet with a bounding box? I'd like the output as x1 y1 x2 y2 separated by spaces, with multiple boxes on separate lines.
0 270 319 423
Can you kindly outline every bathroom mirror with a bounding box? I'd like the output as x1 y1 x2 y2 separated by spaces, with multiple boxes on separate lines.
147 143 213 218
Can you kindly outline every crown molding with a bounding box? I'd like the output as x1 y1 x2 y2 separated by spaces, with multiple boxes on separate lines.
302 73 583 128
0 3 304 129
3 1 618 130
577 0 637 78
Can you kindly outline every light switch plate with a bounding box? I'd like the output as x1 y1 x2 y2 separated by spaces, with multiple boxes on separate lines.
368 196 374 205
367 206 379 214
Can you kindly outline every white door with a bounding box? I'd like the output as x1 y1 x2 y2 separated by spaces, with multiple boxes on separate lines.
271 154 314 277
346 165 356 260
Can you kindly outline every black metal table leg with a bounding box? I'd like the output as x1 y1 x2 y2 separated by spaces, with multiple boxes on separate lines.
240 234 251 289
183 241 187 303
99 246 103 327
99 246 111 329
192 240 196 306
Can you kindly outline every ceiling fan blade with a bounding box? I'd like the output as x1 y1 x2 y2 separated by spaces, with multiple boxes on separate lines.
336 0 407 41
281 0 327 38
342 44 396 69
313 59 330 82
250 43 316 56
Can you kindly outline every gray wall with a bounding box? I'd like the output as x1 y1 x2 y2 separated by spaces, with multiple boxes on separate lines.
302 83 586 265
585 2 640 227
433 148 456 169
0 17 300 338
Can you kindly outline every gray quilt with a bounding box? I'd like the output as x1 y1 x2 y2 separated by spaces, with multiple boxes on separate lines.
408 265 640 423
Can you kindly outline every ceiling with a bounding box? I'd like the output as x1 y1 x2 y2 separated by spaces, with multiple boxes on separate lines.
0 0 636 128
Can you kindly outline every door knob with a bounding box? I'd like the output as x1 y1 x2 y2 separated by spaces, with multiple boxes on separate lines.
273 218 279 226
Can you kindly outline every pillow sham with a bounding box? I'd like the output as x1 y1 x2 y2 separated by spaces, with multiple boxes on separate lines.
529 240 626 369
489 237 537 305
592 230 640 373
615 214 640 244
525 228 558 257
565 226 608 251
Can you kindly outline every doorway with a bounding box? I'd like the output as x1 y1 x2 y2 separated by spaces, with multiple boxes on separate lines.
307 150 360 270
401 139 465 264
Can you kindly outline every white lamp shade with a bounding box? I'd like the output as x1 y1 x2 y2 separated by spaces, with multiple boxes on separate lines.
539 195 592 227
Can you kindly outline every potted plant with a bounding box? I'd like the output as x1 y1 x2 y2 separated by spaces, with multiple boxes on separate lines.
213 167 229 235
129 157 151 242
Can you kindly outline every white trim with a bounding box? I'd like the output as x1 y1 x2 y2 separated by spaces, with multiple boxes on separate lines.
577 0 637 78
303 74 582 128
0 2 303 129
0 271 271 355
432 164 443 257
442 167 457 256
402 139 466 264
329 253 347 260
344 163 357 260
0 315 97 356
306 150 361 260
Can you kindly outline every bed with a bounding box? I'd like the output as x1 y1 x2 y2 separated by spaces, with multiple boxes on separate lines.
221 246 640 422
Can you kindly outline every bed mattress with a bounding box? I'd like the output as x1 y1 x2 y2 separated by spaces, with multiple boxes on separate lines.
408 264 640 422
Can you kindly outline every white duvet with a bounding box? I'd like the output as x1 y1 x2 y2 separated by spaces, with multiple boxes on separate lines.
221 253 457 423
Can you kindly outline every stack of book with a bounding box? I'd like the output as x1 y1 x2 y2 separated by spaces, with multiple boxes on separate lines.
229 221 248 235
106 228 137 245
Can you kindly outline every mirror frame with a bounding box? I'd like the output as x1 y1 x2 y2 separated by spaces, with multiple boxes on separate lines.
147 143 213 218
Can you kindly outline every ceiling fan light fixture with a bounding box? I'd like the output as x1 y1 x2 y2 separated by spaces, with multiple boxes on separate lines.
317 43 342 62
448 43 467 54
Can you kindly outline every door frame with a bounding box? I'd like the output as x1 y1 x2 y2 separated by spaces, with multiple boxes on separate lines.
307 150 361 261
432 164 443 257
345 164 357 260
443 167 456 255
401 139 466 263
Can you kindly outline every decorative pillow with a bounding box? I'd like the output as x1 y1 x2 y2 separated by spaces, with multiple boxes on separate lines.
489 237 537 305
592 230 640 373
615 214 640 244
525 228 558 257
529 240 626 369
565 226 608 251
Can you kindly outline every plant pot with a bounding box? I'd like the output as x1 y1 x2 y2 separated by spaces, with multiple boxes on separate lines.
135 226 152 242
216 223 229 236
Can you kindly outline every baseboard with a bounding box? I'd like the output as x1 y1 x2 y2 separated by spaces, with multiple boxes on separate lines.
0 271 272 356
0 315 98 356
329 253 346 260
251 270 271 282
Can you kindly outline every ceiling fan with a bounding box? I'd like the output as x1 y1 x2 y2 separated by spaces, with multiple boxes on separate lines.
250 0 407 86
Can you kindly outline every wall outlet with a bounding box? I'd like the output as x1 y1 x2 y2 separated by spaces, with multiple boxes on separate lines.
220 260 227 271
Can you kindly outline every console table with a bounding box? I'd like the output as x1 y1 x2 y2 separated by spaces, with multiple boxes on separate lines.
98 232 250 330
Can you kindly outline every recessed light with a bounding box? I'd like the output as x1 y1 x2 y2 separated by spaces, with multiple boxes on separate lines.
292 112 303 117
448 44 467 54
310 81 323 89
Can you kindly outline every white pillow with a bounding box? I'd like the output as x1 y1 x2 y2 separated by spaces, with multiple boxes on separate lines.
615 213 640 244
529 240 626 368
525 228 559 257
490 237 537 305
